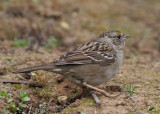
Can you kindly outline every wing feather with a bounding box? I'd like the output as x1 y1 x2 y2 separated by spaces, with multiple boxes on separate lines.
52 40 116 66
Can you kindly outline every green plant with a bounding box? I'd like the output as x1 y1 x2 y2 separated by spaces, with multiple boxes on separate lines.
33 0 39 4
0 89 14 114
5 57 12 61
18 91 30 112
45 36 60 49
80 112 85 114
34 102 47 114
0 89 30 114
13 37 28 48
125 84 136 97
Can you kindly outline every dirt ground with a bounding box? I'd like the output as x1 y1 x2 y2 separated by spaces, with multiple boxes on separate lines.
0 0 160 114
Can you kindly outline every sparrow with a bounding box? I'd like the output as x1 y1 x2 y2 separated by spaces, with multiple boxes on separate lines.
14 30 131 104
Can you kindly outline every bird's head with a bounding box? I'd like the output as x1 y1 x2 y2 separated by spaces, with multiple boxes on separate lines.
99 30 131 49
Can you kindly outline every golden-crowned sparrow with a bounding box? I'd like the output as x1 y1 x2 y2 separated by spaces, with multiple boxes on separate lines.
14 30 131 104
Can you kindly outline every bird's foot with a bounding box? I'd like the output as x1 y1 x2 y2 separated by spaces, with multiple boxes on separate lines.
86 88 101 105
83 82 121 98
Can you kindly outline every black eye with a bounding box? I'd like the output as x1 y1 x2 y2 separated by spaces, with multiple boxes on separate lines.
117 35 121 39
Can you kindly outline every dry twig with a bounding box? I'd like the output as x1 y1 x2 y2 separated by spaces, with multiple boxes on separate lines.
0 79 29 84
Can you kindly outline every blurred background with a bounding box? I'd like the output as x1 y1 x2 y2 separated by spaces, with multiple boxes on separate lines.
0 0 160 113
0 0 160 56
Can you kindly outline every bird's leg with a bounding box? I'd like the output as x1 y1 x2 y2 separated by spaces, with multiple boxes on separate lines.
82 82 120 98
86 88 101 105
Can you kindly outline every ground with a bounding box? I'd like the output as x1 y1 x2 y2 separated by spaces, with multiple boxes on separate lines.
0 0 160 114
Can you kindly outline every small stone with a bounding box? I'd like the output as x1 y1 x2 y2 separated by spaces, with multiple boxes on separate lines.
144 100 153 106
135 85 141 88
31 72 37 76
70 99 81 107
118 74 123 77
58 96 68 104
116 101 126 106
145 82 151 84
60 21 70 30
0 69 4 75
56 76 64 83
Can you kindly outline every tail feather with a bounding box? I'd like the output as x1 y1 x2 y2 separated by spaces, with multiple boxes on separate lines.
13 64 54 73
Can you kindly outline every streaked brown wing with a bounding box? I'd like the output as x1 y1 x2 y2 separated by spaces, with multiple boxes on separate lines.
53 51 116 66
52 40 116 66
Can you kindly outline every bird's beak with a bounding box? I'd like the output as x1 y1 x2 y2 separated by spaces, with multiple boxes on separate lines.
123 34 131 39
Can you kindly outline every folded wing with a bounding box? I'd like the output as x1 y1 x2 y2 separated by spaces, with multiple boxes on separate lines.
53 40 116 66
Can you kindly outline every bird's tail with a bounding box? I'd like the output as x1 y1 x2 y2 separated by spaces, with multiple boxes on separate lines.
13 64 54 73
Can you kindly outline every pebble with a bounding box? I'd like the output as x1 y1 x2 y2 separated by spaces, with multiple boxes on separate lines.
58 96 68 104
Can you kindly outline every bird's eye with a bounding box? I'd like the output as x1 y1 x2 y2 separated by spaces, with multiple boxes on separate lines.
117 35 121 39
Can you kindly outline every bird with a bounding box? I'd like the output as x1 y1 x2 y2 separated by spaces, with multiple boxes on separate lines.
14 30 131 104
